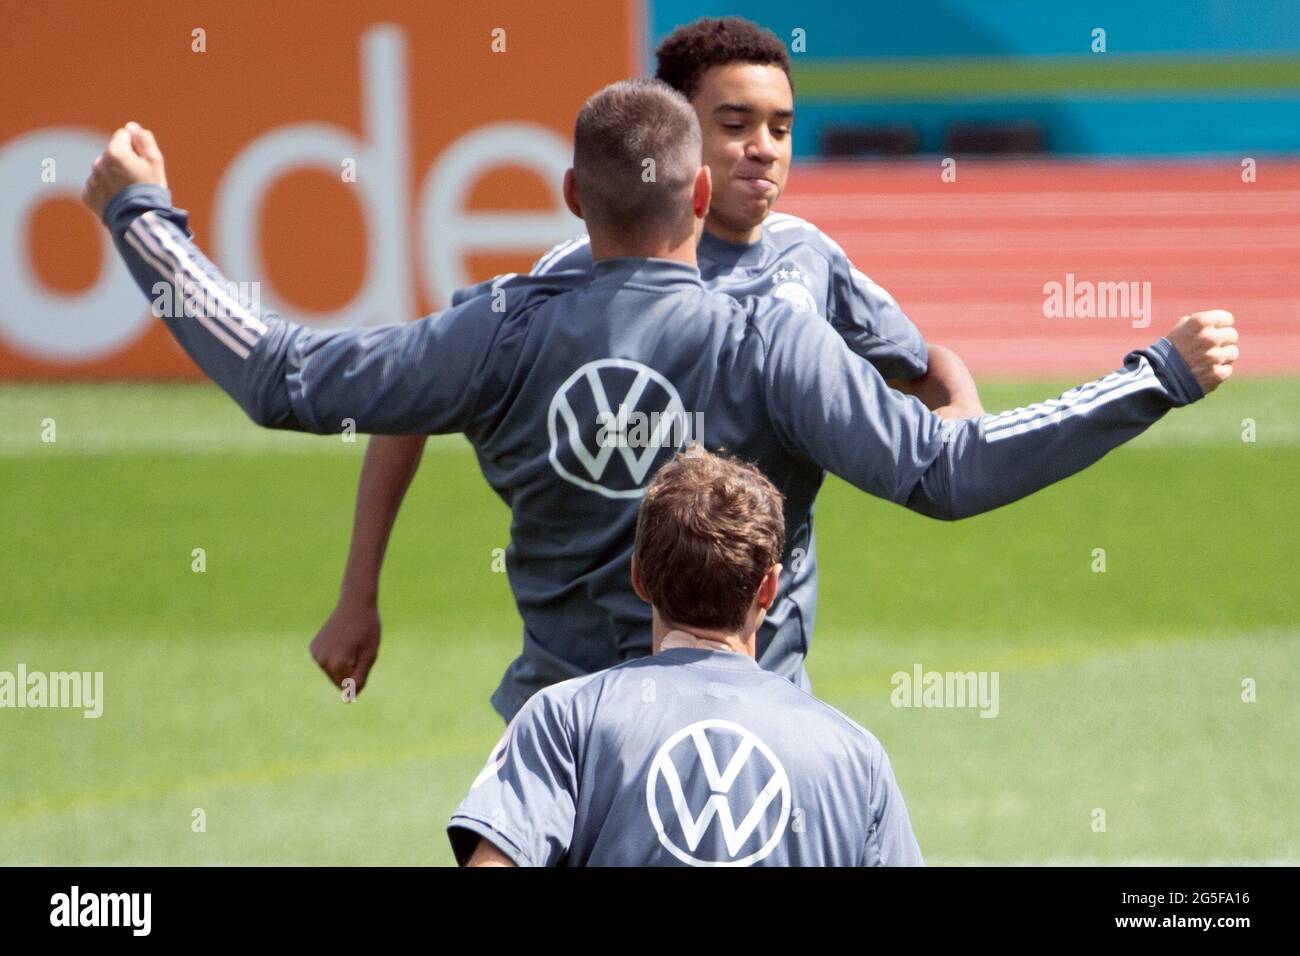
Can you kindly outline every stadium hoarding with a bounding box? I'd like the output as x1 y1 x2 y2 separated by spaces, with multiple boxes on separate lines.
0 0 638 379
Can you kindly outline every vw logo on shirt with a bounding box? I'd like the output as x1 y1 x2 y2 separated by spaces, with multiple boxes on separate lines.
547 358 700 499
646 719 792 867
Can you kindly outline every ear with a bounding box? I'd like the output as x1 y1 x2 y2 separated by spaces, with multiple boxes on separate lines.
692 164 712 220
631 555 650 604
563 168 583 219
757 563 782 610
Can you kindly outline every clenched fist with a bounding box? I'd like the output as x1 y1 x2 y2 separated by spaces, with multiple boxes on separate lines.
82 121 168 219
1165 310 1238 395
310 599 382 697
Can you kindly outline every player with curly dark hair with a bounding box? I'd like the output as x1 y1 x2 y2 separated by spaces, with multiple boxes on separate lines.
654 15 794 100
310 16 991 714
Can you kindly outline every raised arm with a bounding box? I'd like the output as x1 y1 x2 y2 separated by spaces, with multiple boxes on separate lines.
84 126 505 438
764 304 1237 521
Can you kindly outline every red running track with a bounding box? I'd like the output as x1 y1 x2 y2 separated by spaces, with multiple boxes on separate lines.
779 160 1300 376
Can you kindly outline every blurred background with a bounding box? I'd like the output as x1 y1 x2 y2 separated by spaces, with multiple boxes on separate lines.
1 1 1296 865
4 0 1298 378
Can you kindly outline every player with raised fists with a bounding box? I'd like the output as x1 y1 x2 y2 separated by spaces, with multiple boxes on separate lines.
83 81 1237 722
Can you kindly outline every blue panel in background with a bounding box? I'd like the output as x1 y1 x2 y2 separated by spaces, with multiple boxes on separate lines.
645 0 1300 156
793 97 1300 157
648 0 1300 57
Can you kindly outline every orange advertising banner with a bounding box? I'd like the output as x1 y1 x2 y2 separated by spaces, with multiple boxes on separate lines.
1 0 639 378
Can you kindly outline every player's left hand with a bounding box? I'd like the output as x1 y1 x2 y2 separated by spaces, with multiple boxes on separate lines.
1165 309 1238 395
82 121 168 219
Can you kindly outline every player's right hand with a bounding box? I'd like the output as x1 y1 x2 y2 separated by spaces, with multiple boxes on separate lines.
310 600 381 697
1165 310 1238 395
82 121 168 219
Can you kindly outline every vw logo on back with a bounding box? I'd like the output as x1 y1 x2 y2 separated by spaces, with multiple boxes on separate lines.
547 358 699 499
646 719 791 867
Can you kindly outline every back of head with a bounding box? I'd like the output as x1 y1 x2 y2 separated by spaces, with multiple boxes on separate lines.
573 78 703 247
635 449 786 633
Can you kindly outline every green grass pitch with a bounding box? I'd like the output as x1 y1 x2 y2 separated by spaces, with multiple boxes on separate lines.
1 378 1296 865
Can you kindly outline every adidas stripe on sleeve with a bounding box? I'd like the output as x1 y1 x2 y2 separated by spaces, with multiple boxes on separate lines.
761 302 1203 521
104 184 506 436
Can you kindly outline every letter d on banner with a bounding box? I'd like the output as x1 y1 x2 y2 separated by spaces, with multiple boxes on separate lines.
213 25 412 329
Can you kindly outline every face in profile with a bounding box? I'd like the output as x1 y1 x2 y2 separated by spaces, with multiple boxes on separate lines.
689 63 794 244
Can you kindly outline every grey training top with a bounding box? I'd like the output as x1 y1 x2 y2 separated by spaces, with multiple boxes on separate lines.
460 213 930 381
104 185 1205 720
449 646 924 867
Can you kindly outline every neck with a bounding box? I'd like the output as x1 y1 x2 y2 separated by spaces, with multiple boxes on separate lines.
651 612 756 658
704 213 762 246
588 231 699 267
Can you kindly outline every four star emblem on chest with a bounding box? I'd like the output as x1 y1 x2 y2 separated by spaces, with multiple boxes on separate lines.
771 266 810 288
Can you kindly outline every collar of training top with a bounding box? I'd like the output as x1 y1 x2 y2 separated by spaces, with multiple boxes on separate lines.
654 646 760 671
588 257 705 291
698 228 766 269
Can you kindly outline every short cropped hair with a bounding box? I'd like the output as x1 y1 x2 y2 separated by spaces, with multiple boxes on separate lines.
635 449 786 634
573 78 701 241
655 16 793 101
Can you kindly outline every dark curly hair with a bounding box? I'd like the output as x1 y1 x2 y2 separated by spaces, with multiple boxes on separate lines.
654 17 793 101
